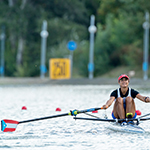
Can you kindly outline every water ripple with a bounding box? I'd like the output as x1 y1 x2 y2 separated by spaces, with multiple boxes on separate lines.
0 85 150 149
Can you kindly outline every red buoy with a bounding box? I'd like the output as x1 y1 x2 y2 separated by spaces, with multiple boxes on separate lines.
22 106 27 110
56 108 61 111
92 110 98 113
136 110 141 116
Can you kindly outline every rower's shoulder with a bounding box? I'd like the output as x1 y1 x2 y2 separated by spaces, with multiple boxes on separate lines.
111 89 118 93
130 88 139 92
110 89 118 97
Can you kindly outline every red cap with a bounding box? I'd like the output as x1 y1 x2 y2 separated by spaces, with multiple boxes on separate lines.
118 74 129 81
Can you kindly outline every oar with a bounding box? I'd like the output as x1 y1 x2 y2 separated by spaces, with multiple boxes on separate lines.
73 117 150 122
1 113 70 132
137 113 150 119
1 106 106 132
82 112 100 119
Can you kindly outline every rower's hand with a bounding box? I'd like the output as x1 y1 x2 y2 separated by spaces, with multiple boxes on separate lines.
102 105 108 109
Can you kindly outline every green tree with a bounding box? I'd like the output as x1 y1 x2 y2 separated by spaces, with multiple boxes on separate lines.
94 0 150 76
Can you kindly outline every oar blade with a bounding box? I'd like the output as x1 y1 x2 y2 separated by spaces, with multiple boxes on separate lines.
1 119 19 132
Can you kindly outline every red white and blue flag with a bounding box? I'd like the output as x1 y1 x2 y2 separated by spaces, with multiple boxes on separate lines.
1 119 19 132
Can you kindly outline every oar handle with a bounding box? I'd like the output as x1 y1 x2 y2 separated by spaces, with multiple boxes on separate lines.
79 107 102 113
78 106 108 113
70 107 106 116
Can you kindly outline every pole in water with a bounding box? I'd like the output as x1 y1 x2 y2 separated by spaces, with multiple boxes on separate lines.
143 11 149 80
40 20 49 78
0 25 5 77
88 15 97 79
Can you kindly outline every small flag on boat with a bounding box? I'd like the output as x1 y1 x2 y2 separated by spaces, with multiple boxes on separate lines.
1 119 19 132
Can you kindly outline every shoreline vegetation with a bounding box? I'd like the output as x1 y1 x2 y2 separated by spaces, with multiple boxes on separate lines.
0 66 149 86
0 1 148 78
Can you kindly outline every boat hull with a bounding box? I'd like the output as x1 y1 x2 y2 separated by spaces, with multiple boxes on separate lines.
108 123 145 133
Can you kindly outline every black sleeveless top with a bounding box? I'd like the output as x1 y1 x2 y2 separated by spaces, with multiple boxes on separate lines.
110 88 139 99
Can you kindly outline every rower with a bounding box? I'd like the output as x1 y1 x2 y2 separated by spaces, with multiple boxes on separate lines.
102 74 150 125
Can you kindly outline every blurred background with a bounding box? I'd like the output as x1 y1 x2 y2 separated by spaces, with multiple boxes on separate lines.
0 0 149 79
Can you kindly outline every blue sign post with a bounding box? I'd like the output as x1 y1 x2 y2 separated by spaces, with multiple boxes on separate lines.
143 12 149 80
67 41 77 51
67 41 77 78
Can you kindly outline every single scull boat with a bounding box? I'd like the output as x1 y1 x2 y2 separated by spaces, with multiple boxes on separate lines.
74 116 150 133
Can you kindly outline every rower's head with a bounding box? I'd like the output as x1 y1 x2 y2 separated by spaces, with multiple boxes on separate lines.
118 74 129 83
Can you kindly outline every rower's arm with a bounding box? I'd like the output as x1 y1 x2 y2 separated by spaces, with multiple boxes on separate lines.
102 96 115 109
136 94 150 103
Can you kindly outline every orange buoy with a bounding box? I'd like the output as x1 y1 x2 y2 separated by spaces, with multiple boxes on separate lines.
136 110 141 115
92 110 98 113
56 108 61 111
22 106 27 110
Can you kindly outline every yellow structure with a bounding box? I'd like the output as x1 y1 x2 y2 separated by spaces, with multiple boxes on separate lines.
50 58 71 79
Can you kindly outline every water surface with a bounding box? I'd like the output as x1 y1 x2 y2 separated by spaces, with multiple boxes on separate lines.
0 84 150 150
